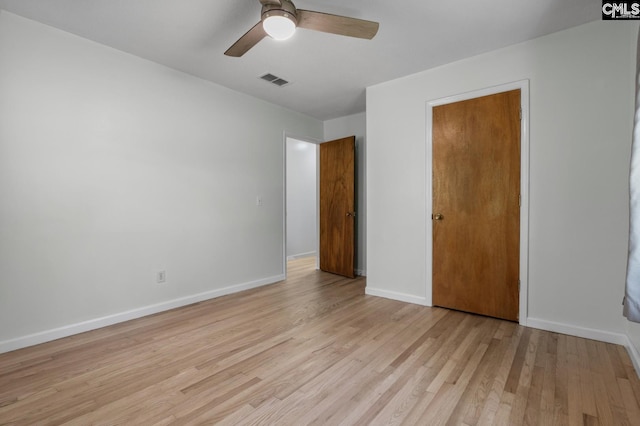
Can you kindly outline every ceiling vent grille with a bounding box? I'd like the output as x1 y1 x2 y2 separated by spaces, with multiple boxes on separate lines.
260 73 289 87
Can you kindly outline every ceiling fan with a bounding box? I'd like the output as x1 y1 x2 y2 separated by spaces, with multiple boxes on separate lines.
225 0 379 57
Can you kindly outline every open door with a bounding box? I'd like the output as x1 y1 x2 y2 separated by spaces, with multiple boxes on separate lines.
319 136 356 278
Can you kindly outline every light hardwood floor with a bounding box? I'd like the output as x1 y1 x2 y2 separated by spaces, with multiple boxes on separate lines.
1 257 640 425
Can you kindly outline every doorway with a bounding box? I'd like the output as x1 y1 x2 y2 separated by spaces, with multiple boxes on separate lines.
285 137 318 274
283 135 357 279
426 81 530 325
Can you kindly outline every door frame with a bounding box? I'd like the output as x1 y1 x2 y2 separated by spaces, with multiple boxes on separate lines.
282 133 322 278
425 80 530 326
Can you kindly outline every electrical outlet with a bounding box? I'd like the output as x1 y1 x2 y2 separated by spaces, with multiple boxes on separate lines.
157 271 166 283
256 196 263 206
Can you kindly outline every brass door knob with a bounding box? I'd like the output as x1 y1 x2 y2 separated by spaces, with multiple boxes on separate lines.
433 213 444 221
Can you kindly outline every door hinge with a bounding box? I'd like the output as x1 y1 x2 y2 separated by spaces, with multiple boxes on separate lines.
519 107 522 120
519 194 521 207
518 279 521 292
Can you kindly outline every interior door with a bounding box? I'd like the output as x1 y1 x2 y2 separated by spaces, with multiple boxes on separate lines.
319 136 356 278
432 90 521 321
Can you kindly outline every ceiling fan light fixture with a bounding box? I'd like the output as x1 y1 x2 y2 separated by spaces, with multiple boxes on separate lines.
224 0 379 57
263 13 297 40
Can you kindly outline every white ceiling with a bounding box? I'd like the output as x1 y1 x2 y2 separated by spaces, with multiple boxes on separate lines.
0 0 600 120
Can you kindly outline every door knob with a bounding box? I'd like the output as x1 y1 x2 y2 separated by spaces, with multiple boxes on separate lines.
433 213 444 221
346 212 356 217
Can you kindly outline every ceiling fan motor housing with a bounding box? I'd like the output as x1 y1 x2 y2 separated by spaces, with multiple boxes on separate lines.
261 0 298 26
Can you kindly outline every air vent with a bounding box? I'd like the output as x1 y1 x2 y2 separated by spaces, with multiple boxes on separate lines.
260 73 290 87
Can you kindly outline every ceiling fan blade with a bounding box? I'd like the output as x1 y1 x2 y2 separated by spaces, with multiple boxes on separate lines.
297 10 379 40
224 21 267 57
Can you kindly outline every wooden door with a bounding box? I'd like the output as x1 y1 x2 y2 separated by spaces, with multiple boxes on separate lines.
432 90 520 321
319 136 356 278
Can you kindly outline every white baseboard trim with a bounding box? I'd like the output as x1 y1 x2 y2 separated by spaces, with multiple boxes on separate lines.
624 334 640 378
365 286 428 306
526 317 628 345
0 274 284 354
287 252 316 261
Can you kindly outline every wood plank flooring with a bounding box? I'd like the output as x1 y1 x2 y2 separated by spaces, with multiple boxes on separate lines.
1 257 639 425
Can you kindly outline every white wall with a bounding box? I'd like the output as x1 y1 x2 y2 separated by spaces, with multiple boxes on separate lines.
367 21 636 346
286 138 317 259
324 112 367 275
0 11 323 351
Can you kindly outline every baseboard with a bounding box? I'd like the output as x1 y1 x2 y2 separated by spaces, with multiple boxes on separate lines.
286 251 316 261
526 317 628 345
355 269 366 277
624 334 640 378
365 286 428 306
0 274 285 354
